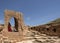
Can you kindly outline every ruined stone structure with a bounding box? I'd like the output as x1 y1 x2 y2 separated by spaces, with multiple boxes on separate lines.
1 10 28 41
30 23 60 36
0 10 60 43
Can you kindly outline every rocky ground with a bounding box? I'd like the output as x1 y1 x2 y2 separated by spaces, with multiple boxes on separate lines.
0 30 60 43
17 30 60 43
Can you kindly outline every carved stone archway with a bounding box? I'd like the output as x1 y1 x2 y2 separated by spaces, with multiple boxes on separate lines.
2 10 28 41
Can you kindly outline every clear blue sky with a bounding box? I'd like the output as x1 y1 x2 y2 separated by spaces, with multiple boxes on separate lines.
0 0 60 26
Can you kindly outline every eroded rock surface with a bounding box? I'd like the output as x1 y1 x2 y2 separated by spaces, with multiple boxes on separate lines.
0 30 60 43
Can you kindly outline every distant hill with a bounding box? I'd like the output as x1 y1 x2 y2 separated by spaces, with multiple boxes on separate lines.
45 18 60 25
46 18 60 24
51 18 60 23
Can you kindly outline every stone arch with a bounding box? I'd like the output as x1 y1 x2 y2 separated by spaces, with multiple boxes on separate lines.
4 10 24 32
2 10 28 41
